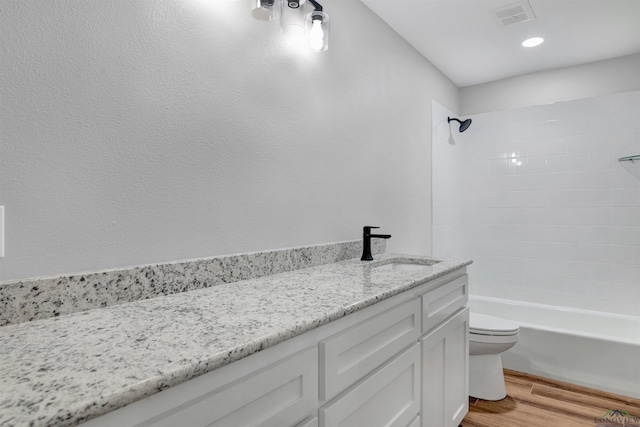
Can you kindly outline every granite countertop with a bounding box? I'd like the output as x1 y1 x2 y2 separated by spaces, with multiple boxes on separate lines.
0 253 471 427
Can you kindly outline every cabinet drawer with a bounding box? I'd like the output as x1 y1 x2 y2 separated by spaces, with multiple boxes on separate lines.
86 346 318 427
319 343 421 427
159 346 318 427
320 298 421 401
422 274 467 334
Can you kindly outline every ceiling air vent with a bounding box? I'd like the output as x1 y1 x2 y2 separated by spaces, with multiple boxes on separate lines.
491 0 536 27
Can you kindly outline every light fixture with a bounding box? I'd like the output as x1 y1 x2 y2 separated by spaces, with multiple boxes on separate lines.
250 0 329 52
306 0 329 52
522 37 544 47
281 0 306 37
251 0 280 22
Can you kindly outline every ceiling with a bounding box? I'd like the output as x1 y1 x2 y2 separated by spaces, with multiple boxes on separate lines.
360 0 640 87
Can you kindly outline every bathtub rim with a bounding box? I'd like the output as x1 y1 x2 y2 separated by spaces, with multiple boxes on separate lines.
469 295 640 346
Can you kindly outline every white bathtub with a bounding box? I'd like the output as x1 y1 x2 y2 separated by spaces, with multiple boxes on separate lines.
469 296 640 399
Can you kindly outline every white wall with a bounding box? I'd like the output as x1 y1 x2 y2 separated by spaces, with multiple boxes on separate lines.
431 101 465 259
461 53 640 115
433 92 640 317
0 0 459 282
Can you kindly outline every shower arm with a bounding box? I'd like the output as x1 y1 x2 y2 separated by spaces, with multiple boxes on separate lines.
619 155 640 162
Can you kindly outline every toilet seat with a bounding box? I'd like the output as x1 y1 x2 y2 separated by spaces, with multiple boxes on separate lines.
469 313 519 336
469 332 519 345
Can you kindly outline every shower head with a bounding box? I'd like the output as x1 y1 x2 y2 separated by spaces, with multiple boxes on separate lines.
448 117 472 132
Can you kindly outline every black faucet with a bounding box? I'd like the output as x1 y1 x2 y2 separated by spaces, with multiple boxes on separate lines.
361 226 391 261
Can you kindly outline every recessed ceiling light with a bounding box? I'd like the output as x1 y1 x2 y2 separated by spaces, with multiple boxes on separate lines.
522 37 544 47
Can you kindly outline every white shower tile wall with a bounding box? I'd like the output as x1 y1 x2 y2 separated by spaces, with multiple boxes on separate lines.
432 92 640 316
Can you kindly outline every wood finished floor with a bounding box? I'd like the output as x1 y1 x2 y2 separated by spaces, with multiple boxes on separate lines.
461 369 640 427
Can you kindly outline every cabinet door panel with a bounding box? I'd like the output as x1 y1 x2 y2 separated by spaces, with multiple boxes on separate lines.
422 275 467 334
320 299 421 401
320 343 420 427
446 310 469 426
421 308 469 427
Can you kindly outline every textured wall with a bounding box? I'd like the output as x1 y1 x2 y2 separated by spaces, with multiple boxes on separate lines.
0 0 459 281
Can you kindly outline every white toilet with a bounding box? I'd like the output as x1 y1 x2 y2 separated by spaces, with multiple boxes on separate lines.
468 312 520 401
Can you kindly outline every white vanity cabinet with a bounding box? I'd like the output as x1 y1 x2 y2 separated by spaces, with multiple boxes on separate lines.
319 298 421 402
84 270 468 427
420 274 469 427
421 308 469 427
316 298 422 427
319 343 421 426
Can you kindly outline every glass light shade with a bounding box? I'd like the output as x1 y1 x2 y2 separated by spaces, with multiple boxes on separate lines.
281 3 306 37
305 11 329 52
251 0 280 22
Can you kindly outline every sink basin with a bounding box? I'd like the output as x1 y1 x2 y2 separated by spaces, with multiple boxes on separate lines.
372 262 430 272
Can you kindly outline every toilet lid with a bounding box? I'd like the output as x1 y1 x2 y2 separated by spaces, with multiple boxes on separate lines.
470 313 519 336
